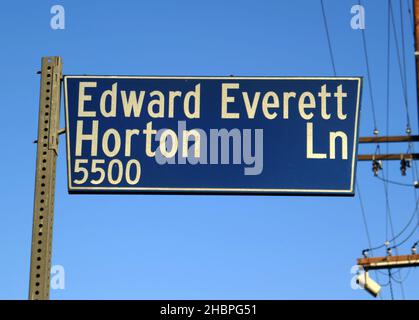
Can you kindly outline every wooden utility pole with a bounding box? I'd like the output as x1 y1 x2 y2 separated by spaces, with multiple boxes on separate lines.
28 57 62 300
414 0 419 127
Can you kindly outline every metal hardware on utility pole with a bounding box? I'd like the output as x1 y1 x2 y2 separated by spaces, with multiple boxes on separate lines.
28 57 62 300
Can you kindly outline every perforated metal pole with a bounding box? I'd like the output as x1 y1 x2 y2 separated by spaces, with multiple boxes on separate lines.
29 57 62 300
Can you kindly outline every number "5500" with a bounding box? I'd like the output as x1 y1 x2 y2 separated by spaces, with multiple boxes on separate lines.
73 159 142 186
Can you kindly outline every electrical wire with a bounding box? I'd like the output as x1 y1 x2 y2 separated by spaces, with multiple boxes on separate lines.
383 1 397 251
389 0 412 129
407 0 414 32
389 220 419 249
358 0 378 132
364 197 419 251
388 270 395 300
390 267 414 284
357 182 374 251
400 0 408 98
320 0 337 76
320 0 385 298
374 175 415 187
356 182 385 297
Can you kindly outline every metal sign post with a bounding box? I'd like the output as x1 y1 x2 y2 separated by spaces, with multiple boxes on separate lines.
28 57 62 300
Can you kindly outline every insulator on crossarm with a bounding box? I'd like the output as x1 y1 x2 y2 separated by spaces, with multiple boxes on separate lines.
372 160 382 177
362 249 369 258
400 158 410 176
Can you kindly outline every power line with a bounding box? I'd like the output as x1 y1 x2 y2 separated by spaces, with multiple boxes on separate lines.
389 0 412 129
320 0 337 76
393 0 419 262
382 1 410 298
389 221 419 249
357 182 374 250
390 267 414 284
356 182 384 298
407 0 414 32
358 0 378 132
363 197 419 252
374 175 415 187
383 1 397 250
319 0 386 298
400 0 408 95
388 269 395 300
386 0 391 160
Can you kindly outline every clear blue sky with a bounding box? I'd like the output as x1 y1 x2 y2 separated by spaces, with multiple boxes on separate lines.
0 0 418 300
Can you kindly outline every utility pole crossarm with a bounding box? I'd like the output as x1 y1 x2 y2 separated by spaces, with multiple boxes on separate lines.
357 153 419 161
357 135 419 161
359 135 419 143
357 254 419 270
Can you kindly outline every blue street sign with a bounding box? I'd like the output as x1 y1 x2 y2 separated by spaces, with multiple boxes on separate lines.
64 76 362 195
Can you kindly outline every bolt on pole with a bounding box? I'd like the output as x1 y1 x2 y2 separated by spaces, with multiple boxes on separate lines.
28 57 62 300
